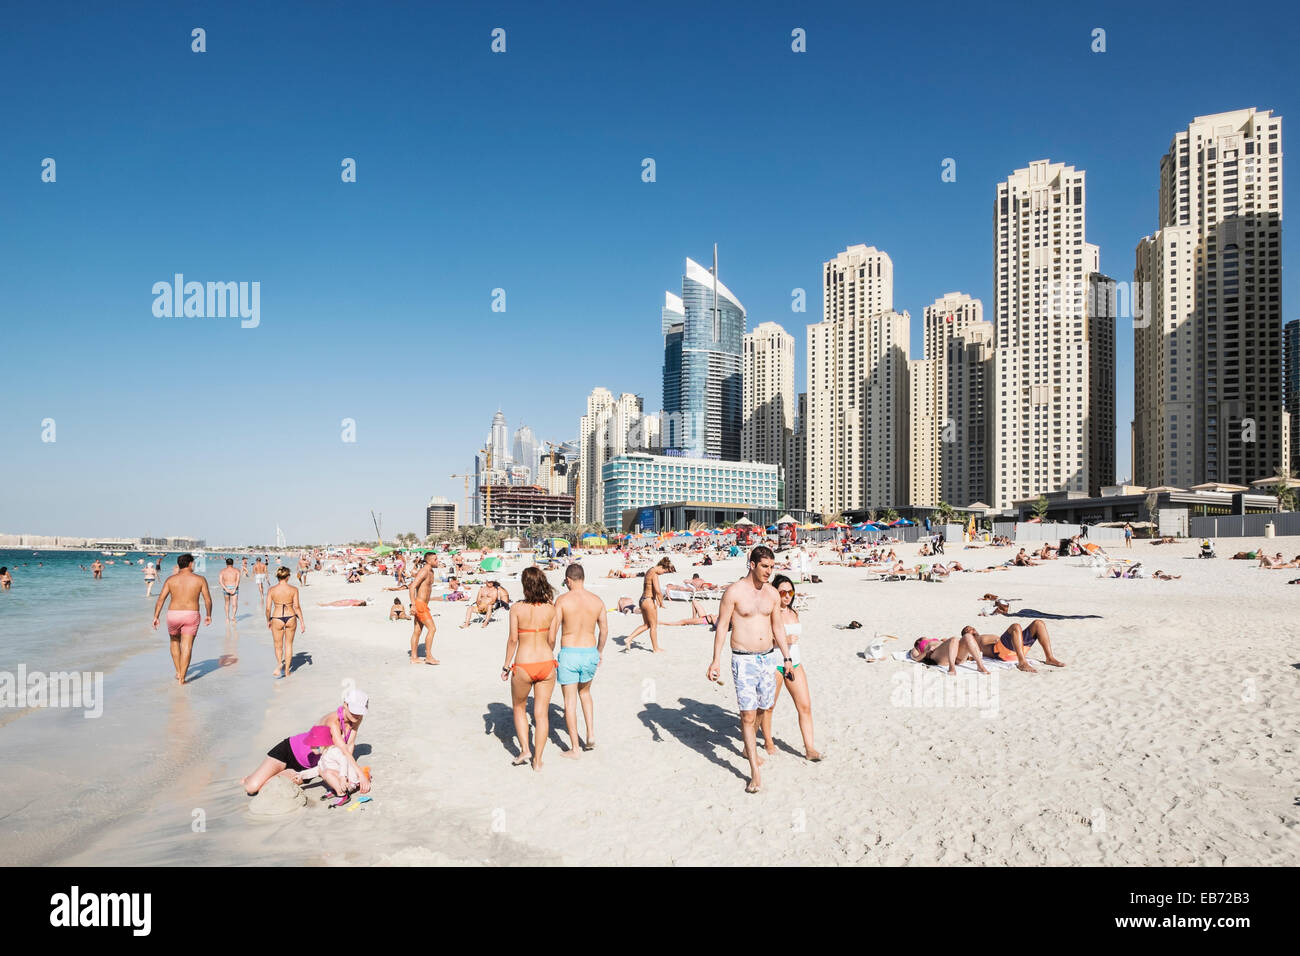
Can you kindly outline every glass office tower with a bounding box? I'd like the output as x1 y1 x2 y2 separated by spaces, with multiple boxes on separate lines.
662 251 745 460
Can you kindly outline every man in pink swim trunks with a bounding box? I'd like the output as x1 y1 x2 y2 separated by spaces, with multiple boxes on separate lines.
152 553 213 684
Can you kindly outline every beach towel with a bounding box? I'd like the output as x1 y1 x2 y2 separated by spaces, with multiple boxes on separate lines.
891 651 1017 672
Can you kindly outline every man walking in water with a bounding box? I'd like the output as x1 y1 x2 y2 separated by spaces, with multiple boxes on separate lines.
143 561 158 596
252 555 269 600
706 546 796 794
152 553 213 684
219 557 241 622
554 563 608 756
91 559 103 580
407 552 439 664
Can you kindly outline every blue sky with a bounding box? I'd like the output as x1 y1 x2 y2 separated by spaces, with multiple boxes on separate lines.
2 0 1296 544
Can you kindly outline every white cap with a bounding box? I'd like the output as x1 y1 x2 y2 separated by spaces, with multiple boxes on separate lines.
344 689 369 716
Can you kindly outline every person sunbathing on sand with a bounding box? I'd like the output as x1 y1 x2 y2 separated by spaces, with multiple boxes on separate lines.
909 632 989 675
1152 570 1181 580
389 599 410 620
970 621 1065 673
659 598 717 628
318 598 367 607
1011 549 1037 567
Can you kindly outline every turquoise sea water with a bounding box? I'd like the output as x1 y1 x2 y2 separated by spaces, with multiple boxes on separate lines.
0 547 293 863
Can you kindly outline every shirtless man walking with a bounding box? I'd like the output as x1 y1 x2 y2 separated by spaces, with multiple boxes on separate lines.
91 559 103 580
252 555 269 600
554 563 608 756
297 554 310 586
151 553 213 684
407 552 439 664
707 546 796 794
218 558 241 622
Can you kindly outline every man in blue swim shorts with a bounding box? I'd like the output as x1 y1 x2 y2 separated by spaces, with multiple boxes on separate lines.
707 546 796 794
554 563 609 757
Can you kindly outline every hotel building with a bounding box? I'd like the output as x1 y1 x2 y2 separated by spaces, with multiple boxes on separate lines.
600 452 778 530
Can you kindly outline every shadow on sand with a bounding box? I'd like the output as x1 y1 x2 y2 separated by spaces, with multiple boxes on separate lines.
483 700 572 759
635 698 749 781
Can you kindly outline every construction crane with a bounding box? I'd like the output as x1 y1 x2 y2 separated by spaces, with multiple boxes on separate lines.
448 473 473 530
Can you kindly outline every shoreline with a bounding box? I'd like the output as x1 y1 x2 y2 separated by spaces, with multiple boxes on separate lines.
28 535 1298 866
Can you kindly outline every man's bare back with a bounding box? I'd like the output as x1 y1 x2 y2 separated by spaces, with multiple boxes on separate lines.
556 587 606 649
161 569 210 611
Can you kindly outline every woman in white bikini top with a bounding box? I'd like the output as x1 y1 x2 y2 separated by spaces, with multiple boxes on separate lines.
764 574 822 761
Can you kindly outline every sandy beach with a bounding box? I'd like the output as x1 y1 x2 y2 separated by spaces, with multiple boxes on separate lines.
49 536 1300 867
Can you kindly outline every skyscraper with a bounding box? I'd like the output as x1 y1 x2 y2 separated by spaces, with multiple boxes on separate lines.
992 160 1114 509
578 388 652 525
742 321 795 481
806 245 909 515
1286 318 1299 477
662 250 745 460
913 292 984 506
489 409 511 472
1133 109 1285 488
512 423 539 484
943 320 996 507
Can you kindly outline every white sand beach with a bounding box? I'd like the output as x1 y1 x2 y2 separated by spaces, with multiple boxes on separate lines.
61 536 1300 866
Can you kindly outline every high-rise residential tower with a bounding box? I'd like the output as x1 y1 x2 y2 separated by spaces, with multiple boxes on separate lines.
1133 109 1285 488
943 320 996 507
742 321 795 478
912 292 985 506
511 424 539 484
577 388 652 525
489 410 511 473
1286 318 1299 477
662 250 745 460
806 245 909 515
992 160 1114 509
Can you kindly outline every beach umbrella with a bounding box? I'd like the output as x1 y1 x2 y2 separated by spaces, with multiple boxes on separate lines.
373 545 395 555
766 525 777 532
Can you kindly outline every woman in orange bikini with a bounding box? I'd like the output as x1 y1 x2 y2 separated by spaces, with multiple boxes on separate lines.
500 566 558 771
625 557 675 652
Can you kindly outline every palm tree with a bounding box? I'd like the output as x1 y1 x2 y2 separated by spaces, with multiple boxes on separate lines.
1032 496 1049 522
881 508 899 524
936 501 957 525
1270 466 1297 512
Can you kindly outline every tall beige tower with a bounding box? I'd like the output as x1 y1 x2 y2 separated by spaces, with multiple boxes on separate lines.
992 160 1113 509
915 292 984 505
578 388 649 526
742 322 795 481
807 245 909 515
1134 108 1285 488
943 320 996 507
907 358 940 506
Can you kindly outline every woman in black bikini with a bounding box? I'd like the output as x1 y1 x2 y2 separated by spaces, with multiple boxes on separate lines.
265 567 305 678
625 558 675 653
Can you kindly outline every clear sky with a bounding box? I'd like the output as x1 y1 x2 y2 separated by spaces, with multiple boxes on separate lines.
2 0 1296 544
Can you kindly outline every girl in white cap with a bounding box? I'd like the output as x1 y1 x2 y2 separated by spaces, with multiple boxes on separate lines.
314 689 371 806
